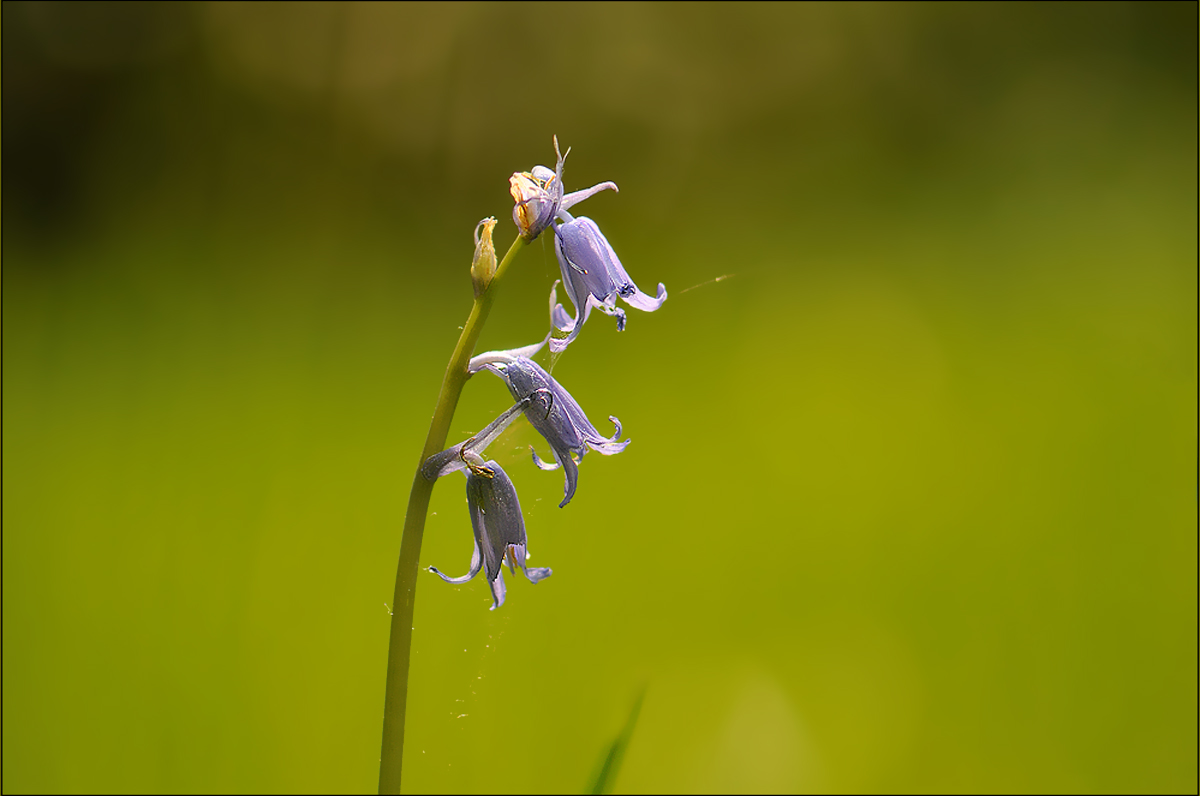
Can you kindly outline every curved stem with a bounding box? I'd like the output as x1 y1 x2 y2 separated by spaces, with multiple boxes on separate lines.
378 235 526 794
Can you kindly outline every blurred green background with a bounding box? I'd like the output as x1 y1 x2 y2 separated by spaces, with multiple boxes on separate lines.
3 2 1196 793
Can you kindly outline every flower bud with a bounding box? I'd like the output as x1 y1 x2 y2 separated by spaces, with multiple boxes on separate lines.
471 217 497 296
509 137 566 241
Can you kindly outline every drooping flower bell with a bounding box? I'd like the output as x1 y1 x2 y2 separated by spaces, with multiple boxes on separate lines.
469 346 628 507
548 216 667 353
423 400 552 610
429 460 551 610
509 136 618 242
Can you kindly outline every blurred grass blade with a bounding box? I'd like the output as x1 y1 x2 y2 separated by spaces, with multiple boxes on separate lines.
587 686 647 795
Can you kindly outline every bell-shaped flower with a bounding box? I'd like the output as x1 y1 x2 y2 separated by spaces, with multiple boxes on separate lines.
548 216 667 353
468 348 628 507
429 460 551 610
424 404 551 611
509 136 618 242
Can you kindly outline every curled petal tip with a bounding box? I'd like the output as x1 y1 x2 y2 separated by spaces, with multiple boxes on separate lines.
525 566 552 583
531 447 561 471
621 282 667 313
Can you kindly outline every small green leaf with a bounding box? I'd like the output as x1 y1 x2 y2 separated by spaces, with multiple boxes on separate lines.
587 686 647 795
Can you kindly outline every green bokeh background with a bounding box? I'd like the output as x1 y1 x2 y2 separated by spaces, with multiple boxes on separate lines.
3 2 1196 792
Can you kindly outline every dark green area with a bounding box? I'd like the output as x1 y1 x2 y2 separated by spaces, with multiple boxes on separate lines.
4 2 1196 792
588 687 645 795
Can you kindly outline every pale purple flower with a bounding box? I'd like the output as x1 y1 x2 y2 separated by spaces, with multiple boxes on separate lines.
424 401 551 610
548 216 667 353
428 460 551 611
469 347 628 508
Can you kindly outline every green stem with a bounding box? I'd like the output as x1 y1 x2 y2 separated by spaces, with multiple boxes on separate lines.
378 235 526 794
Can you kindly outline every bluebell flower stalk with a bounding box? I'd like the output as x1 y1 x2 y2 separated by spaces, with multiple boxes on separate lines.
378 229 526 794
380 138 666 794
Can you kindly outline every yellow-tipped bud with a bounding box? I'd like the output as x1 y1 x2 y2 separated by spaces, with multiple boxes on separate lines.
509 136 567 241
471 217 498 296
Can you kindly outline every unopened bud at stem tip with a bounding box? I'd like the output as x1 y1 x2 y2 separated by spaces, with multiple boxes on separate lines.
471 217 498 296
